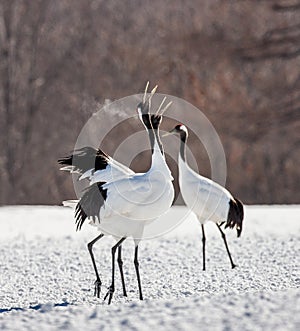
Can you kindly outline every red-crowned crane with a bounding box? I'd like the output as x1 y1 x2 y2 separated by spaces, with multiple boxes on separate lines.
58 84 174 304
164 124 244 271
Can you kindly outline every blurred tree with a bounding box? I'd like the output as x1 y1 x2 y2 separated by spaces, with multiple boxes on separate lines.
0 1 50 202
0 0 299 205
240 0 300 117
0 0 95 203
236 0 300 202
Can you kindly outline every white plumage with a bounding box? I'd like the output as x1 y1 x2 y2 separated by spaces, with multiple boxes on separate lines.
178 155 232 224
96 137 174 238
80 154 135 184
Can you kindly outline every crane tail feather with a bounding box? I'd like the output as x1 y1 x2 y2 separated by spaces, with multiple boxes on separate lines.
226 198 244 237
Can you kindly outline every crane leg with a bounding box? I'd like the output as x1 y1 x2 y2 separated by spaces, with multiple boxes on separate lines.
117 245 127 297
217 224 237 269
134 245 143 300
201 224 206 271
87 233 104 298
104 237 126 304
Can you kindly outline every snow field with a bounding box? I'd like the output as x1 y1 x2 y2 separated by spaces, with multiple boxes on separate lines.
0 205 299 330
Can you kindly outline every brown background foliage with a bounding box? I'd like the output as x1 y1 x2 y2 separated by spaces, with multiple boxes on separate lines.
0 0 299 205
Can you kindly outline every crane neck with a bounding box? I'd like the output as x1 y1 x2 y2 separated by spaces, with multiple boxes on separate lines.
180 131 187 162
148 127 156 154
142 114 164 156
153 128 164 156
148 127 164 160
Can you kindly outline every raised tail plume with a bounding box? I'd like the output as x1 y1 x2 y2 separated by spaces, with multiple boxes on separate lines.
226 198 244 237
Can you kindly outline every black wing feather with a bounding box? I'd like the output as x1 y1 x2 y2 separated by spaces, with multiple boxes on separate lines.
75 183 107 231
58 147 109 174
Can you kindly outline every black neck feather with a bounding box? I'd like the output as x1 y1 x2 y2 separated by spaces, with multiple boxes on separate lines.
180 131 187 161
148 127 155 154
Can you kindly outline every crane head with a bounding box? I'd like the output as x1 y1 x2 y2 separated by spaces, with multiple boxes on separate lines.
137 82 158 129
150 114 162 130
163 124 188 137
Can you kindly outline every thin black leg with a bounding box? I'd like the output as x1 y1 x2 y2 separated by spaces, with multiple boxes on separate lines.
117 245 127 297
87 233 104 298
217 224 237 269
201 224 206 271
104 237 126 305
134 245 143 300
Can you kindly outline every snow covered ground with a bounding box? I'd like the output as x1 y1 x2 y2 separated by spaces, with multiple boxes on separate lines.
0 205 299 330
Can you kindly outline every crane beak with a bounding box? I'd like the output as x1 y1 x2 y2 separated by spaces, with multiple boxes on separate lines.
159 101 172 116
155 96 167 115
142 85 157 115
146 85 158 104
162 128 176 137
143 81 150 103
142 81 156 104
